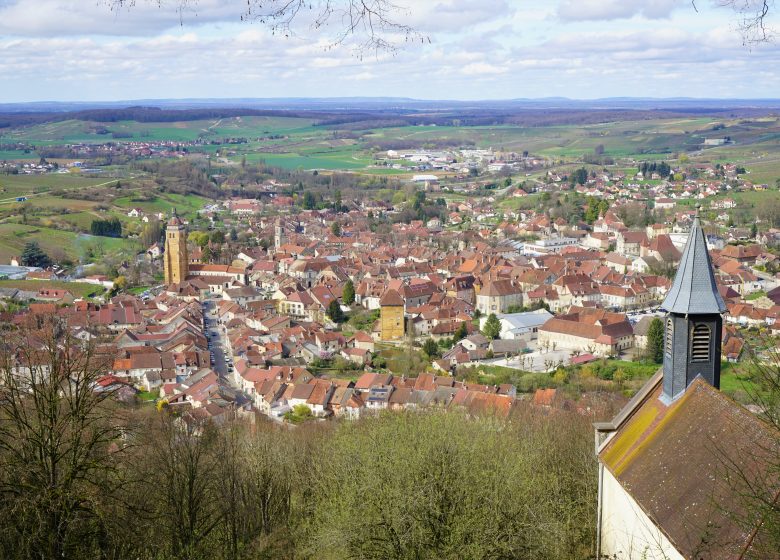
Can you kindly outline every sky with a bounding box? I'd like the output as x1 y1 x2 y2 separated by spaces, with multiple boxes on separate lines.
0 0 779 102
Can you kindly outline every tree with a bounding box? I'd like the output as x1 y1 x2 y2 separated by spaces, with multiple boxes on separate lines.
0 319 125 559
284 404 313 424
112 275 128 293
327 299 345 323
482 313 502 340
422 338 440 358
331 221 342 237
305 409 597 559
90 217 122 238
454 321 468 342
342 279 355 305
302 191 316 210
20 241 52 268
210 230 226 244
229 227 238 242
646 317 665 364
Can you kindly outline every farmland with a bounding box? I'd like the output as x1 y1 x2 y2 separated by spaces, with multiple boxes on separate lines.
3 113 780 174
1 107 780 270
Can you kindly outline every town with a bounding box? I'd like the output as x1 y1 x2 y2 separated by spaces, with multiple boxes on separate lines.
2 0 780 558
2 148 778 426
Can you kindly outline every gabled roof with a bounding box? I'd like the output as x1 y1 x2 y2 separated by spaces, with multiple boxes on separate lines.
661 216 727 314
599 375 780 560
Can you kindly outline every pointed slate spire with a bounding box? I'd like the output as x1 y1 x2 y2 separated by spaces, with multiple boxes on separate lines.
660 211 726 315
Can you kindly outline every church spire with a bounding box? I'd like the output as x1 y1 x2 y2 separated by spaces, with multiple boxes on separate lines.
660 211 726 315
660 209 724 402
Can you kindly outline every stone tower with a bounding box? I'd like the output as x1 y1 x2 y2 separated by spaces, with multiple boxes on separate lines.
379 289 405 341
274 218 286 251
659 212 726 402
164 210 188 285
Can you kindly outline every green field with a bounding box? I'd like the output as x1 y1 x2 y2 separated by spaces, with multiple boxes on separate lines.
0 279 105 298
3 114 780 176
0 223 131 263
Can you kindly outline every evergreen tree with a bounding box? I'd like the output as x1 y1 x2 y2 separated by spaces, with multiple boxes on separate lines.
331 222 342 237
647 317 665 364
482 313 502 340
230 228 238 242
327 299 345 323
303 191 316 210
422 338 440 358
454 321 468 342
20 241 52 268
342 279 355 305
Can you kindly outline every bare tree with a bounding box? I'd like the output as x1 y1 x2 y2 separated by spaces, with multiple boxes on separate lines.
0 319 125 559
695 0 775 44
108 0 427 55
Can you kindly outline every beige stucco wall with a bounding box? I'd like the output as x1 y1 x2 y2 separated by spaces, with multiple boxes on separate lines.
599 466 684 560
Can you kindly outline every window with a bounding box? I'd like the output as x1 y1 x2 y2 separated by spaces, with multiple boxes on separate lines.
691 324 711 362
665 318 673 358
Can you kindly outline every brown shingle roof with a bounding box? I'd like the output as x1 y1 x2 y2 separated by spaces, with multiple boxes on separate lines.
601 377 780 559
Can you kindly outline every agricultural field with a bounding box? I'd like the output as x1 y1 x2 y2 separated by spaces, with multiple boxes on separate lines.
3 113 780 175
0 172 210 265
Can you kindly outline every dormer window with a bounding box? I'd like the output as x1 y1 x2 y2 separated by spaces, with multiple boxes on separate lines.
691 324 711 362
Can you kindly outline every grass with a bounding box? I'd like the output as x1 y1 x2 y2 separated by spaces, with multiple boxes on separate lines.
136 390 158 403
746 290 767 301
0 223 132 262
0 279 105 298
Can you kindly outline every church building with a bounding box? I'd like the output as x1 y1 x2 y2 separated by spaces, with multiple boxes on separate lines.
594 213 779 560
163 211 189 285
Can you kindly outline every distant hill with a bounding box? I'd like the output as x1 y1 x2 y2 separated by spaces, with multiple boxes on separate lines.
1 97 779 131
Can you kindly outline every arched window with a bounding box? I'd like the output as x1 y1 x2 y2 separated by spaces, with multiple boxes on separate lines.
665 318 674 358
691 323 711 362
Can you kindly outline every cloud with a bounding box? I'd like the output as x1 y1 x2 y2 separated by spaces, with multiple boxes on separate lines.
399 0 516 33
0 0 241 36
557 0 685 22
460 62 508 76
0 0 778 101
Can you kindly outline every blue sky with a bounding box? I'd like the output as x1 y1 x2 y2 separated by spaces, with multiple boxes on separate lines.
0 0 778 102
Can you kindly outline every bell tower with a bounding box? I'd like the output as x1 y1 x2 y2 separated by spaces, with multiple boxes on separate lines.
274 218 286 252
164 210 188 285
659 210 726 402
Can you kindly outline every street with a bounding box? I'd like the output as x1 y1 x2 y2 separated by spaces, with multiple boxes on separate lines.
202 298 230 379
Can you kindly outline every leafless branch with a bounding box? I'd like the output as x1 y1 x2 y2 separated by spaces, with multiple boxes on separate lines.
695 0 775 44
106 0 429 57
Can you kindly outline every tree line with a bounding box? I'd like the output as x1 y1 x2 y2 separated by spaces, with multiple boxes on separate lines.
90 217 123 238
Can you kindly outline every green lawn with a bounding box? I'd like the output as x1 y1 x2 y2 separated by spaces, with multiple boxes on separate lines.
136 390 158 403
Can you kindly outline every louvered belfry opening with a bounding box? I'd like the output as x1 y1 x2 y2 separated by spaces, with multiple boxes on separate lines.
690 324 711 363
665 318 674 358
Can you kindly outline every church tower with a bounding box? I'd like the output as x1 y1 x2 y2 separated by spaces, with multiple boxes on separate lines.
274 218 286 252
164 210 188 285
659 211 726 402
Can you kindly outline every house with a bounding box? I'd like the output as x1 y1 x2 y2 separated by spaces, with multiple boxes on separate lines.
538 307 634 356
632 315 658 349
594 214 779 560
475 279 523 315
